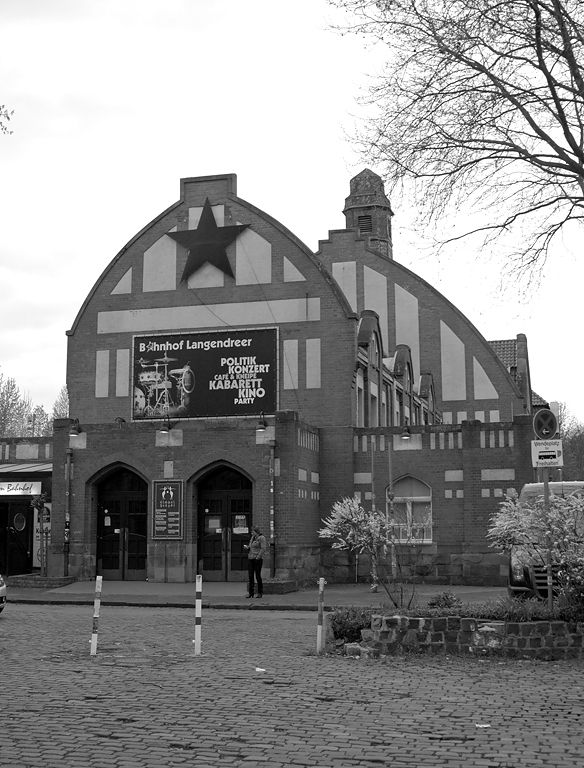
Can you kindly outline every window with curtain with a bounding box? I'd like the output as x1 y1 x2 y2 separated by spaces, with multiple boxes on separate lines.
387 476 432 543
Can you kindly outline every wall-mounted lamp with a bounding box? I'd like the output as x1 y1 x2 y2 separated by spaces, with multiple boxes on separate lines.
159 417 176 435
256 413 268 433
400 425 411 440
69 418 81 437
114 417 126 429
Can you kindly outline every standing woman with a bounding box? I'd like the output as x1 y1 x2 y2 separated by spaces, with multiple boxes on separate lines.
244 525 267 598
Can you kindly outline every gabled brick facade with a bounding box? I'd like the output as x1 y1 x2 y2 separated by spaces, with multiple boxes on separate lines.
43 170 537 585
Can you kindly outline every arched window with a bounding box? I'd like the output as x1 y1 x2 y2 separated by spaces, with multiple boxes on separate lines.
356 368 365 427
386 476 432 543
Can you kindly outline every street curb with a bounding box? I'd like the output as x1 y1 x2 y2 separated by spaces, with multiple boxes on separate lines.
7 597 321 611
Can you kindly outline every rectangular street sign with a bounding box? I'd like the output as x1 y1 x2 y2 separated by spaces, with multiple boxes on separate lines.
531 439 564 468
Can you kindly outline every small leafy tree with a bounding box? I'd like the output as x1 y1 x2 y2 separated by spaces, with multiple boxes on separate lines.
488 490 584 611
319 495 433 607
319 495 390 590
487 491 584 565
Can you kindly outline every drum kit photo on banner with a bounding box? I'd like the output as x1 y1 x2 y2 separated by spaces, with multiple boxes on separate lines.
133 355 195 419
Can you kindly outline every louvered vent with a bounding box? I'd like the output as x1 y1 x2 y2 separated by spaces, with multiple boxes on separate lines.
358 215 372 233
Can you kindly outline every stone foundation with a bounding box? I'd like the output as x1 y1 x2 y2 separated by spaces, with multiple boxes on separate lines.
349 614 584 660
262 579 299 594
320 546 508 587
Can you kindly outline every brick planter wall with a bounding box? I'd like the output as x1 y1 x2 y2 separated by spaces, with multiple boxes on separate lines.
347 615 584 660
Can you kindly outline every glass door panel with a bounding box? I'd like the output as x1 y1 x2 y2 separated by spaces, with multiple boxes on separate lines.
201 498 224 580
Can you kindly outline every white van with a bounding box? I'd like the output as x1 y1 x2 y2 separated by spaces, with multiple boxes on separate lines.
508 482 584 599
519 481 584 504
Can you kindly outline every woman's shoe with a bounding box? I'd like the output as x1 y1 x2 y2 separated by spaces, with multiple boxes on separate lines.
256 594 263 598
246 594 254 598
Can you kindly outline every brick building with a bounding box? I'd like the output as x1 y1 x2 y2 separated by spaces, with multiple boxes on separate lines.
0 438 52 577
45 170 540 585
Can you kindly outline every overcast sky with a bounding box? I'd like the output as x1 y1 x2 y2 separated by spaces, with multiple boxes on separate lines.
1 0 582 423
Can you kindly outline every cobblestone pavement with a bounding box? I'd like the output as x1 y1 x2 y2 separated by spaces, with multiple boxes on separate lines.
1 604 584 768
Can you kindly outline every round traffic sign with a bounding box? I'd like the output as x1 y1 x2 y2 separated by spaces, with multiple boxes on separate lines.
533 409 558 439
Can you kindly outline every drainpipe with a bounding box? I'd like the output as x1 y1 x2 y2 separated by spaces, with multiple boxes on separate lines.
269 439 276 578
64 448 72 577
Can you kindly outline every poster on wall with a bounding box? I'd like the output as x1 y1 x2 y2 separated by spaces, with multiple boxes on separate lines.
34 503 51 568
152 480 183 540
132 328 277 421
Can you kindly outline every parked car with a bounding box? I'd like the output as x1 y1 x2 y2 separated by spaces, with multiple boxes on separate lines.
0 574 6 613
508 482 584 600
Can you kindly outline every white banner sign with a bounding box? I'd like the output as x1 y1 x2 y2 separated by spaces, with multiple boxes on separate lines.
0 480 42 496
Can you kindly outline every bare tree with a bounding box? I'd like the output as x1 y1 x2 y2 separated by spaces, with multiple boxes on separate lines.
1 104 13 135
332 0 584 275
52 385 69 420
0 370 55 437
0 372 30 436
559 403 584 480
26 405 52 437
558 401 580 437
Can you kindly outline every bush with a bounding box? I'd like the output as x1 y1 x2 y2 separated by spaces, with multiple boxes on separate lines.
460 596 564 622
558 553 584 621
426 591 463 611
329 606 376 643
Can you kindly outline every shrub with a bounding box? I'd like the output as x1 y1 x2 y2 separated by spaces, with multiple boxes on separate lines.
461 596 564 622
426 591 463 611
328 606 376 643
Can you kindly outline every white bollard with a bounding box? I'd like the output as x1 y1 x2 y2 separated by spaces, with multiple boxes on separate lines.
90 575 103 656
194 574 202 656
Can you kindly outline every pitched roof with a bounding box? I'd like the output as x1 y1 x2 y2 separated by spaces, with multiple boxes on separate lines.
489 339 517 368
531 391 549 407
489 338 549 409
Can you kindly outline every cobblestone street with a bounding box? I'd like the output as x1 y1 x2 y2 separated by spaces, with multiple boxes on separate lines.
1 603 584 768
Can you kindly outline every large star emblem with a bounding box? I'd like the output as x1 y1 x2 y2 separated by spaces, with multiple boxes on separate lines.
168 198 249 282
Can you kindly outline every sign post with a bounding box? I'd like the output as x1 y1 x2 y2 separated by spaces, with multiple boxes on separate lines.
532 409 559 610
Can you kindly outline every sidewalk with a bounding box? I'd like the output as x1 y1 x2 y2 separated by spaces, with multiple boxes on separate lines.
7 579 507 611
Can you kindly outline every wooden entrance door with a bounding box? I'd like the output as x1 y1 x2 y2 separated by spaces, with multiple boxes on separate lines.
97 470 147 580
198 468 252 582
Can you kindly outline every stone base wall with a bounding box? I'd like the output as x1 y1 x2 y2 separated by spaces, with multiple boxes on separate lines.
276 544 321 584
320 547 508 587
349 615 584 660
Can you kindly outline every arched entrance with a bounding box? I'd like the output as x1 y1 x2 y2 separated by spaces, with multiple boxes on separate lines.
198 466 252 582
96 468 148 580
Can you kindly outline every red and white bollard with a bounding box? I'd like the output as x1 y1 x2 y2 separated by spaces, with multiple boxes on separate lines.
90 575 103 656
194 574 202 656
316 577 326 655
